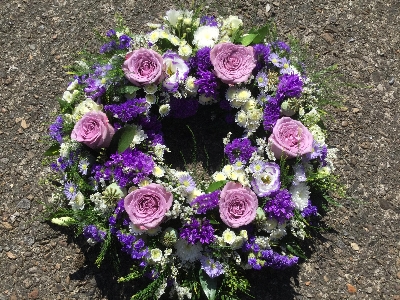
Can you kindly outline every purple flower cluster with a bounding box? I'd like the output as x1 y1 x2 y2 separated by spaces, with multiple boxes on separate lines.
84 78 106 101
169 97 199 118
200 257 224 278
49 115 64 144
190 190 220 214
224 138 257 164
260 250 298 269
305 142 328 166
100 148 155 187
301 200 318 218
100 40 118 54
138 115 164 145
263 97 281 132
180 218 215 245
199 16 218 27
83 225 106 243
253 43 271 73
116 230 149 267
104 98 148 122
243 236 261 253
275 41 291 53
264 189 295 223
118 35 132 49
189 47 218 97
276 74 303 100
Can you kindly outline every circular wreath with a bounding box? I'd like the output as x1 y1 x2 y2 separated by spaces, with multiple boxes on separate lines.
45 9 343 300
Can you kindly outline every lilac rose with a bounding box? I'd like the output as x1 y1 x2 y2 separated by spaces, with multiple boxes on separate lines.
124 183 173 230
268 117 313 159
71 111 115 149
210 43 256 85
219 181 258 228
122 48 164 86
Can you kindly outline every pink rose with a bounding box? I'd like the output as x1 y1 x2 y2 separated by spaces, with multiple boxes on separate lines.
219 182 258 228
210 43 256 85
268 117 313 159
71 111 115 149
124 183 173 230
122 48 164 86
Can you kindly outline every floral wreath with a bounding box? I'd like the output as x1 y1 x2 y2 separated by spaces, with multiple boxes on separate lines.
45 9 343 300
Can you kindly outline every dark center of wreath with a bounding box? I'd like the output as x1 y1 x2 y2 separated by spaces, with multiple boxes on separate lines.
160 104 243 175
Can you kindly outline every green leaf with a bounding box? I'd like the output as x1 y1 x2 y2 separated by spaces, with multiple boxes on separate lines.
286 244 307 259
251 24 271 44
199 270 217 300
240 34 258 46
117 126 136 153
206 180 228 193
44 144 60 156
120 85 140 95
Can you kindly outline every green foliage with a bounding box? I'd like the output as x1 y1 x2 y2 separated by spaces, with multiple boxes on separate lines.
278 156 293 189
118 267 143 283
44 144 60 156
218 267 252 300
239 23 277 46
206 180 229 193
199 270 217 300
131 274 165 300
95 231 112 267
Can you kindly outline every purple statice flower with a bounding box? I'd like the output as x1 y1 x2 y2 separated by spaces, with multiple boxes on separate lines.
104 148 154 187
200 257 224 277
74 74 88 85
224 138 257 164
116 230 149 265
104 98 148 122
64 181 78 200
262 97 280 132
251 162 281 197
93 64 112 77
242 236 260 253
253 43 271 72
92 163 112 184
100 40 117 54
169 97 199 119
118 34 132 49
264 189 295 224
180 218 215 245
195 70 218 97
275 40 291 53
176 173 196 193
301 200 318 218
190 190 220 214
191 47 212 71
268 53 282 68
200 16 218 27
78 159 90 175
138 115 164 145
276 74 303 100
255 71 268 88
84 78 106 101
49 115 64 144
106 29 116 37
83 225 106 243
260 250 298 269
305 141 328 166
248 257 262 270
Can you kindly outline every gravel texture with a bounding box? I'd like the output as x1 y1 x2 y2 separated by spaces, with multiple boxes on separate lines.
0 0 399 299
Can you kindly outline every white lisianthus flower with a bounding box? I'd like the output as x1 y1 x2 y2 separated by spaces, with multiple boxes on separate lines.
72 98 103 120
193 26 219 48
289 182 310 211
62 90 74 103
67 79 78 91
69 191 85 210
163 52 189 92
165 9 182 27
